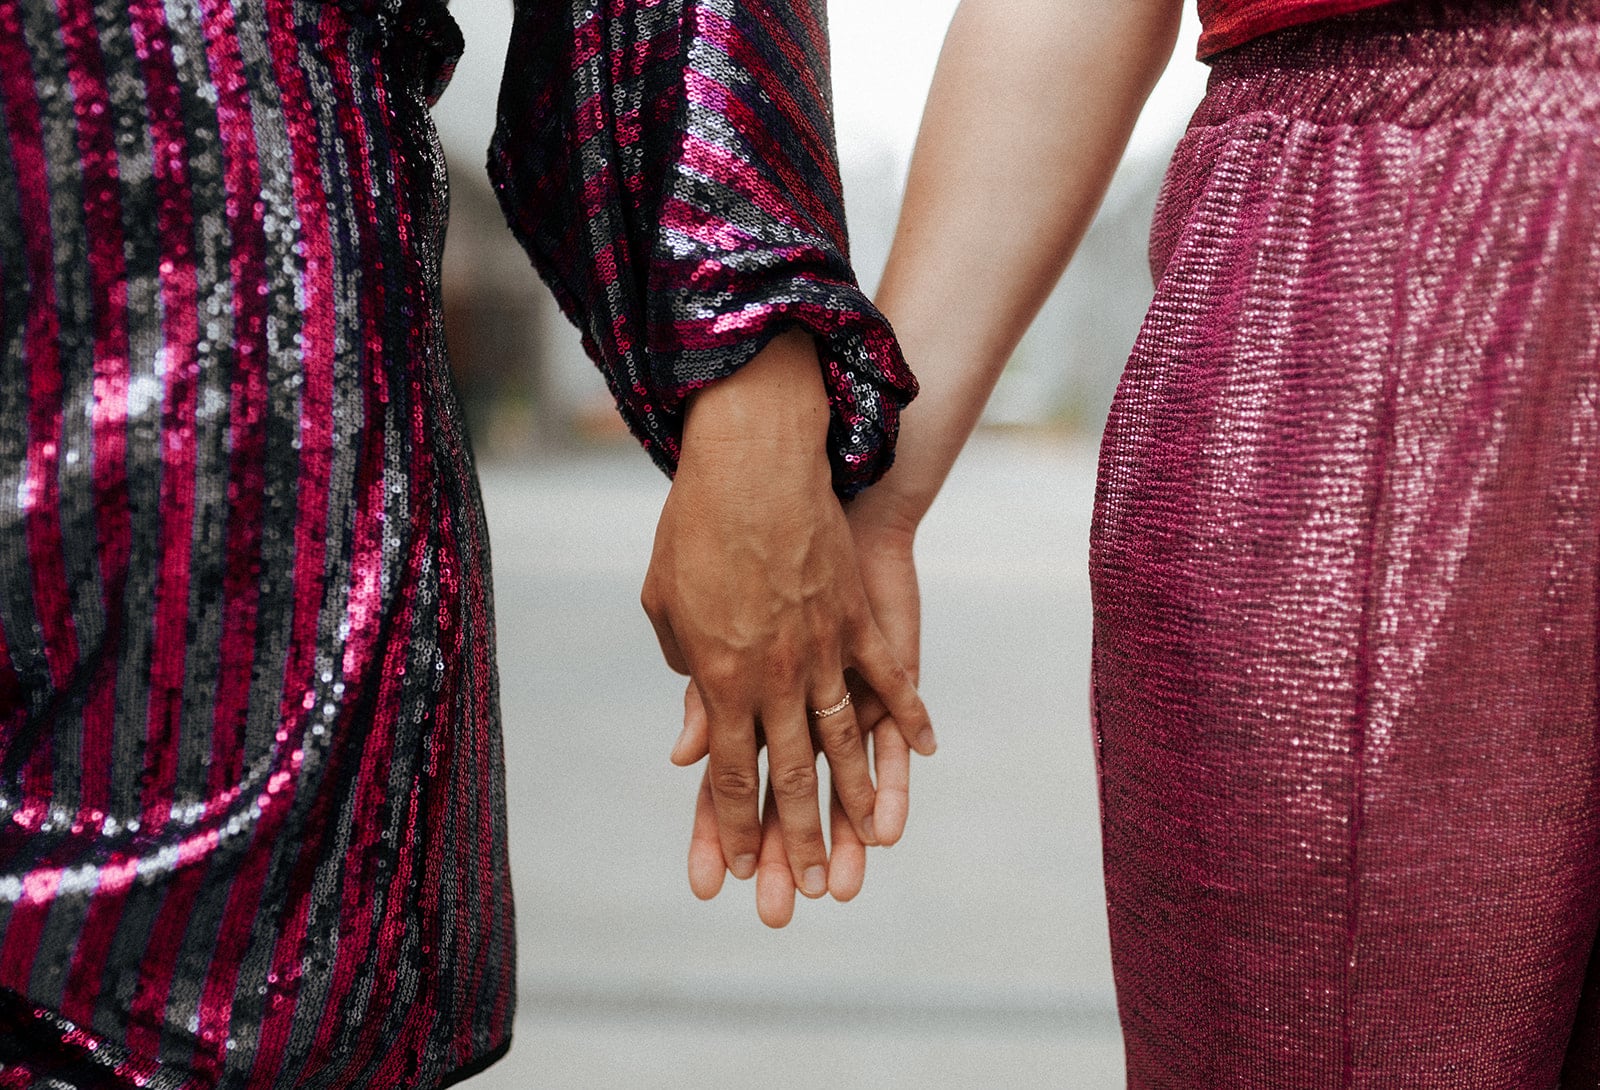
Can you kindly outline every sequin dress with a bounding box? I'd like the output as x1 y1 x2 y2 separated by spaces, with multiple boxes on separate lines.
0 0 905 1084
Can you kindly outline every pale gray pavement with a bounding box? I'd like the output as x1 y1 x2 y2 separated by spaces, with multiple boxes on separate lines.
469 433 1123 1089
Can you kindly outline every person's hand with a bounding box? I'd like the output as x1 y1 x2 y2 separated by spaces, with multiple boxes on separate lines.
641 331 935 906
672 484 924 927
843 486 923 850
673 684 872 927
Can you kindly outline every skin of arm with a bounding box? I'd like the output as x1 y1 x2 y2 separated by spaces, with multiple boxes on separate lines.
852 0 1185 537
674 0 1185 926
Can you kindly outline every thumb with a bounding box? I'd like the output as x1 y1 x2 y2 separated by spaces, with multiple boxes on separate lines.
671 681 712 765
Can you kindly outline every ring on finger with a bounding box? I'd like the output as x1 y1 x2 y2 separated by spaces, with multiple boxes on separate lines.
810 691 852 719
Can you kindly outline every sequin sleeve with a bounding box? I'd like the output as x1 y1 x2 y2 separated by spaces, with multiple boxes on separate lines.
487 0 917 496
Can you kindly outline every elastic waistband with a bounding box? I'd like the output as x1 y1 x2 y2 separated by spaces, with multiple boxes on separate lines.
1196 0 1600 128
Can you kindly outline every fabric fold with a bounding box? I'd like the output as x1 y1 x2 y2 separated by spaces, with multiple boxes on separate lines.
488 0 916 496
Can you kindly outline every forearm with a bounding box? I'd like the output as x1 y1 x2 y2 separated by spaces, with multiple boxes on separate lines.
859 0 1183 531
680 330 831 495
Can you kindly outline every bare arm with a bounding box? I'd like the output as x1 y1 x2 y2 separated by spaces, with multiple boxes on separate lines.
852 0 1185 537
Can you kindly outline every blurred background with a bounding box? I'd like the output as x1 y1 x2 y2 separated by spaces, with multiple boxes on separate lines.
431 3 1210 1085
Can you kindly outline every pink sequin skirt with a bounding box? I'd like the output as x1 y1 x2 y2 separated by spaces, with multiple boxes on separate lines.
1090 1 1600 1085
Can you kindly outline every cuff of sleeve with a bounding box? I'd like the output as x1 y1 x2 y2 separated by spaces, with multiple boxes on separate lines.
645 287 916 498
486 0 917 497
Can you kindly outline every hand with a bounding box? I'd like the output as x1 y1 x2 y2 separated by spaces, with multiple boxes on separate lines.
844 490 923 850
673 491 923 927
641 331 934 904
674 684 872 927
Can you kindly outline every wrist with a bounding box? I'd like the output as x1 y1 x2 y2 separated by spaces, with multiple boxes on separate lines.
680 329 832 482
847 475 923 549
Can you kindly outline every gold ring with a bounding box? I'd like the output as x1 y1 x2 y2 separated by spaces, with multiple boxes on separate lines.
810 691 852 719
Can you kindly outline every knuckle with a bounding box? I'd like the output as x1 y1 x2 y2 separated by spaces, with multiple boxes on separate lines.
881 655 909 684
698 659 745 694
711 765 759 803
770 764 819 801
815 715 859 753
639 583 664 621
763 643 805 687
884 663 916 699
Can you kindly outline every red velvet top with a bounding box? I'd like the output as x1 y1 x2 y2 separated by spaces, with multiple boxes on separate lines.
1198 0 1401 56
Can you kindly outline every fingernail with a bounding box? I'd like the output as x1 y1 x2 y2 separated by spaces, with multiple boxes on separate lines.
802 866 827 898
861 815 878 845
916 729 936 754
731 854 757 880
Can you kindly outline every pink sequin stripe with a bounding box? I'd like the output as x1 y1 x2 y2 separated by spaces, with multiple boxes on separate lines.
1197 0 1399 56
371 686 449 1084
361 73 463 1069
320 52 450 1080
0 0 73 994
310 588 413 1079
364 765 434 1086
0 990 196 1089
57 0 131 825
200 0 269 809
236 0 341 1077
432 502 494 1070
696 4 836 191
315 566 425 1083
474 556 513 1051
321 519 439 1081
564 7 643 377
303 31 408 1073
117 0 209 1060
186 0 272 1070
457 503 507 1054
53 0 134 1028
59 862 127 1026
775 0 828 63
609 23 679 203
130 0 198 836
679 71 838 241
373 498 463 1082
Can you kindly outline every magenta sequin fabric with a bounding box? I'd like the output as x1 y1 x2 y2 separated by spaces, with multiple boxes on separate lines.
0 0 516 1084
488 0 918 496
0 0 899 1081
1092 1 1600 1085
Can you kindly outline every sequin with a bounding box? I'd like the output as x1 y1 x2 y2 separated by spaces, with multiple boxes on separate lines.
488 0 917 497
0 0 510 1084
0 0 900 1081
